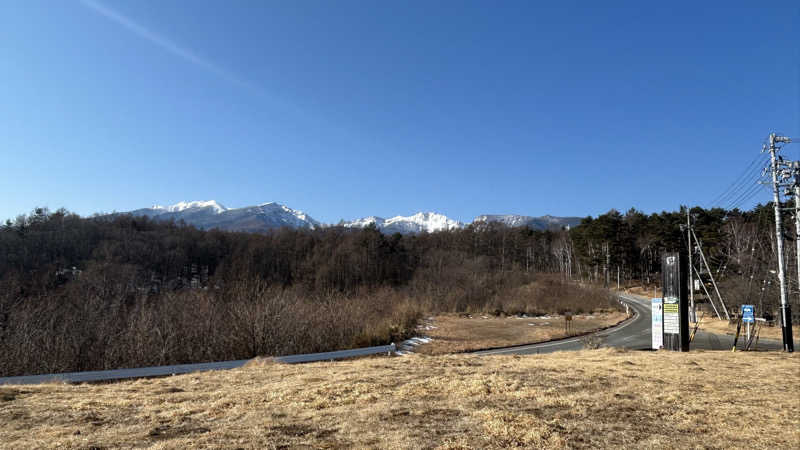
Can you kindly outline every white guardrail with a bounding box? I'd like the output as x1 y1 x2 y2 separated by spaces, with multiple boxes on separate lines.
0 343 397 385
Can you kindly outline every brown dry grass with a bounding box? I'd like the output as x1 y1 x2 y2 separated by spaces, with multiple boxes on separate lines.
624 285 659 298
695 317 786 341
1 350 798 449
417 311 628 354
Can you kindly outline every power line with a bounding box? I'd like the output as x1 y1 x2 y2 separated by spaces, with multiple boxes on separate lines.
708 153 770 208
715 159 770 209
726 181 769 211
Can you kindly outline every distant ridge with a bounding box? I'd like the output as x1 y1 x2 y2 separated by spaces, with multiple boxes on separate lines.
125 201 320 232
120 201 580 234
472 214 582 231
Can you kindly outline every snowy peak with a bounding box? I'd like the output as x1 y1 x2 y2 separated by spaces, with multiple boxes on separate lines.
474 214 534 228
341 216 385 229
252 202 321 229
343 212 464 234
151 200 227 214
126 201 319 232
123 200 581 234
473 214 582 230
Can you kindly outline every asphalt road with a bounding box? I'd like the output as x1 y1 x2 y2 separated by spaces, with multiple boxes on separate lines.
0 345 396 385
475 293 789 356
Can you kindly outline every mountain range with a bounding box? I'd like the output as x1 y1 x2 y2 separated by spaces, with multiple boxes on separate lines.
120 201 581 234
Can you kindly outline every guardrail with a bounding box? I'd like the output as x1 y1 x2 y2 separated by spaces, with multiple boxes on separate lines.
0 343 396 385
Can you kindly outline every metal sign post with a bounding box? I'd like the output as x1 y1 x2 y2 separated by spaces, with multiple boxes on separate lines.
662 252 689 351
742 304 755 344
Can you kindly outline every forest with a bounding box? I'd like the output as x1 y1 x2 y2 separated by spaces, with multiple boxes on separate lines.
0 203 794 376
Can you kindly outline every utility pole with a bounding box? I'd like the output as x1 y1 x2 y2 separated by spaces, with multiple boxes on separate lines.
793 161 800 324
767 132 794 352
687 207 696 323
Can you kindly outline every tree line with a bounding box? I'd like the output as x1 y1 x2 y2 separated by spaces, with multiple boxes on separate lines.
0 208 614 376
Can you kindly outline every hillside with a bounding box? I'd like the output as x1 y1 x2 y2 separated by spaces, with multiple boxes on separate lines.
1 350 797 448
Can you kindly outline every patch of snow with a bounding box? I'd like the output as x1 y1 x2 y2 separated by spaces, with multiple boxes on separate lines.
162 200 227 214
397 336 433 355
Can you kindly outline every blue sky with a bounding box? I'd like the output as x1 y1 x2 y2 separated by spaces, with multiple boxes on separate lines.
2 1 798 224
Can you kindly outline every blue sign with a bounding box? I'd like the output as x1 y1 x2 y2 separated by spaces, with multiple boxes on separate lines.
741 304 754 323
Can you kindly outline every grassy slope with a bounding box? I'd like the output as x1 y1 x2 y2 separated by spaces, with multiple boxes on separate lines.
1 350 798 449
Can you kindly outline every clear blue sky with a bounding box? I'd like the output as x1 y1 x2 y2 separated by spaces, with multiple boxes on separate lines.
2 1 798 224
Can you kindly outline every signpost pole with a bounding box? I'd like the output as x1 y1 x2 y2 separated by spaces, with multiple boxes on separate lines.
740 304 755 350
662 251 689 352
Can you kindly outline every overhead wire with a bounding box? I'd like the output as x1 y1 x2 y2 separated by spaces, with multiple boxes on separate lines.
708 152 770 208
726 179 769 211
716 158 770 209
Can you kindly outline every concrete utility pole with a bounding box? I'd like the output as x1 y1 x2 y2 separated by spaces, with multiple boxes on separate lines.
793 162 800 325
687 207 696 323
767 132 794 352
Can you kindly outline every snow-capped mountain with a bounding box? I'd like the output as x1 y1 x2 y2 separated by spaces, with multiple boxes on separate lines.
125 201 320 232
342 212 465 234
473 214 582 230
150 200 228 214
122 200 580 234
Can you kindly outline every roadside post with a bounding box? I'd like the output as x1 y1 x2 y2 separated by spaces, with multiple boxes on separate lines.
565 313 573 335
652 298 663 349
742 304 755 343
662 252 689 351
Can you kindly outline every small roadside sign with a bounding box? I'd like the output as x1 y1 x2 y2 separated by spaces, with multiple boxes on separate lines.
651 298 663 350
742 304 754 323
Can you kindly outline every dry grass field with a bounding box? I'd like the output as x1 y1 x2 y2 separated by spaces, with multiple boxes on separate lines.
695 317 785 341
417 311 628 354
1 350 798 449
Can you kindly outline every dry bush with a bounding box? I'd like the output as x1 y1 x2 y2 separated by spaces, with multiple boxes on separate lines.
485 275 618 316
0 279 423 377
580 334 605 349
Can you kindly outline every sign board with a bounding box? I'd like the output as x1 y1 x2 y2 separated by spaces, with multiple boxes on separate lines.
694 279 700 292
651 298 663 349
663 296 680 334
742 304 754 323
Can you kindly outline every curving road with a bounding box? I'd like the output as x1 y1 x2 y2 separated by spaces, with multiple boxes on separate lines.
475 293 788 355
